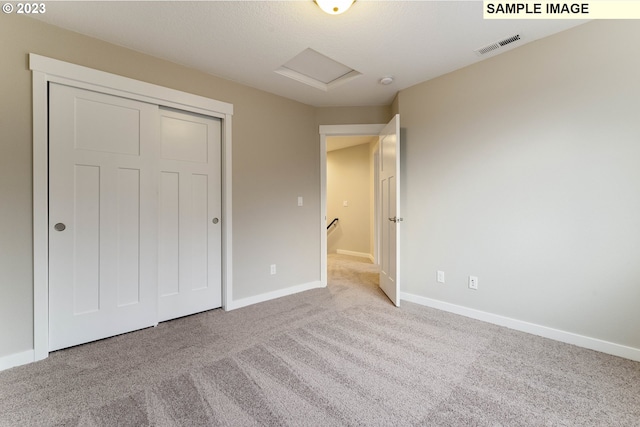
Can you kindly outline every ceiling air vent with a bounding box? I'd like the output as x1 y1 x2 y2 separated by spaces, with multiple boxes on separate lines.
474 34 522 56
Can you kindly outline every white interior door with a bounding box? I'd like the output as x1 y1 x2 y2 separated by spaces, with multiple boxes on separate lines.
158 108 222 321
379 114 401 306
49 83 158 351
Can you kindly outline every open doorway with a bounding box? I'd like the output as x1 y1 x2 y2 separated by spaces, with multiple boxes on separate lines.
319 124 385 286
326 136 378 261
320 116 401 304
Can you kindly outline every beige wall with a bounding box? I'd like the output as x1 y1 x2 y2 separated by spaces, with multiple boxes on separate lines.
327 143 371 256
397 20 640 350
0 14 320 358
316 106 391 127
390 94 399 117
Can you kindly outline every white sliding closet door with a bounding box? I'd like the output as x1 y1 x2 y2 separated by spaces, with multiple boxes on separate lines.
48 83 158 351
158 108 222 321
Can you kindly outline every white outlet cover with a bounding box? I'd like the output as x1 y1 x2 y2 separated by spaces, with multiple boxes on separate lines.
469 276 478 290
297 196 303 206
343 200 348 207
437 271 445 283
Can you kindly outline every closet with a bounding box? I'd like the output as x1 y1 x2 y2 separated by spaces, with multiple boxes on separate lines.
48 83 223 350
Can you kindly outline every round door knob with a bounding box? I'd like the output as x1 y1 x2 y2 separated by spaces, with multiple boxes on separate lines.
54 223 66 231
212 218 219 224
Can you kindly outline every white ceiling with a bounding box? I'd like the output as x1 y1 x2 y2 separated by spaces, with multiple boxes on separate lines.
32 1 587 107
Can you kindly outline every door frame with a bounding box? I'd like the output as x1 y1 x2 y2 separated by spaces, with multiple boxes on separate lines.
319 124 384 285
30 54 234 361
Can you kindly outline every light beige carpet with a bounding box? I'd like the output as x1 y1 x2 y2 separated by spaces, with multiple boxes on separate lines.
1 254 639 426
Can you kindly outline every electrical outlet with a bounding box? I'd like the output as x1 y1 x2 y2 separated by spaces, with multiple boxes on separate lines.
270 264 276 275
437 270 445 283
469 276 478 290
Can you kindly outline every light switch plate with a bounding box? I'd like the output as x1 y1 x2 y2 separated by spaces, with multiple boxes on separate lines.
297 196 303 206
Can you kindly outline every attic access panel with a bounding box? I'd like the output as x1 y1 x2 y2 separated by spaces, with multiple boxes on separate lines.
275 48 361 91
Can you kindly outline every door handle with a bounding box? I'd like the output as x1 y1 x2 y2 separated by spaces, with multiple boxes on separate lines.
54 223 66 231
388 217 404 223
212 218 219 224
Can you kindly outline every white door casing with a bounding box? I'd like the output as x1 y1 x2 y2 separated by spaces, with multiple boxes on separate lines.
158 108 222 321
48 84 159 351
379 114 401 306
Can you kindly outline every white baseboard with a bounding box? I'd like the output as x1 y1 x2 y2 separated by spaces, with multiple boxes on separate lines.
401 292 640 362
336 249 374 263
227 281 325 311
0 349 35 372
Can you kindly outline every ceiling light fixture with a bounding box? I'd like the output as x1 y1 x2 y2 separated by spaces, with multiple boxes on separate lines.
315 0 355 15
379 76 394 85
